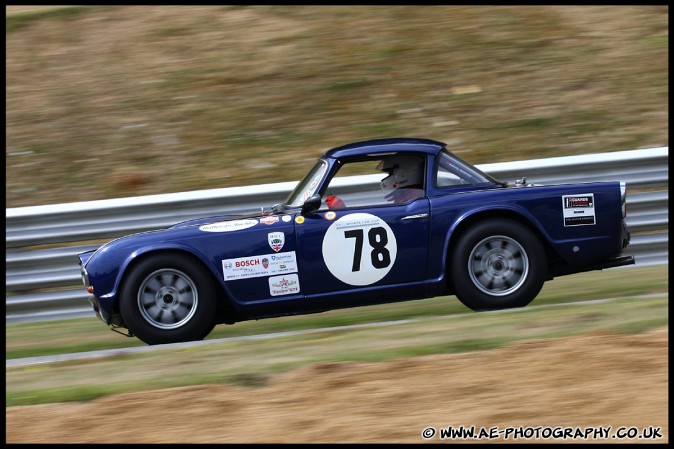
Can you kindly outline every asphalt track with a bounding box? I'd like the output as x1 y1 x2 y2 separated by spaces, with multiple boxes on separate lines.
7 293 665 368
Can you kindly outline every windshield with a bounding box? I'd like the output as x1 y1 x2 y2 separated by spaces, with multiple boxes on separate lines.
284 159 329 207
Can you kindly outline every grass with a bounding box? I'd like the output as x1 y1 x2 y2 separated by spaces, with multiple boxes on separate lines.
5 5 668 208
6 293 668 406
5 6 113 33
6 264 668 360
5 264 668 406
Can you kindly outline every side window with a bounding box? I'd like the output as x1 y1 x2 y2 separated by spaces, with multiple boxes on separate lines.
435 150 490 187
323 155 425 209
437 166 470 187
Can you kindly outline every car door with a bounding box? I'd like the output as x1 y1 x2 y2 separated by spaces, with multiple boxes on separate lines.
296 200 430 301
295 154 431 303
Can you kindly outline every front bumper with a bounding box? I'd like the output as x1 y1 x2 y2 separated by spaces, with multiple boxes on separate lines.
79 262 109 324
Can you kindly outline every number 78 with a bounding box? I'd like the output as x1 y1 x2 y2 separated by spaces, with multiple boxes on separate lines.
344 227 391 272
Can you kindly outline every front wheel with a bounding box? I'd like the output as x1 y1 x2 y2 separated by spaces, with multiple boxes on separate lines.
120 254 217 345
450 219 547 311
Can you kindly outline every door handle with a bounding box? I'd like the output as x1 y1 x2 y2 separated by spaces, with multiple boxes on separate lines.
402 213 428 221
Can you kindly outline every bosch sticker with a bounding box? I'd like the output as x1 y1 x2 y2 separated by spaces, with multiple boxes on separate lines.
562 194 596 226
222 251 297 281
268 232 285 252
321 213 397 286
199 219 258 233
269 274 301 296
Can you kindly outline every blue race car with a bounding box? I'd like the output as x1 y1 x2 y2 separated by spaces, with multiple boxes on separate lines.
78 138 633 345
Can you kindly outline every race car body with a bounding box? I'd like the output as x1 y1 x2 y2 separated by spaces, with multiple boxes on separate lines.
79 138 633 344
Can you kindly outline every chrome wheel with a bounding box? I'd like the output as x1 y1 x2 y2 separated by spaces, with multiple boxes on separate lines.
137 268 198 330
468 235 529 297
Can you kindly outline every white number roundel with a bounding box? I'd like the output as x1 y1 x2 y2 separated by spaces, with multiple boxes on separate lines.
321 213 397 286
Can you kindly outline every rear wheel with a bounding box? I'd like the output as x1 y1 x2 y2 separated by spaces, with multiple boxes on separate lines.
450 219 547 311
120 254 217 345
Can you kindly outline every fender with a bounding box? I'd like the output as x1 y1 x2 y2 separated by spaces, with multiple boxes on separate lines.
90 241 237 313
433 203 549 286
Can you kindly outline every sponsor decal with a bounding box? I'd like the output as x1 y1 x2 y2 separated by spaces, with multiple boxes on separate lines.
281 215 292 222
268 273 301 296
260 215 279 225
295 216 305 224
562 193 596 226
268 232 285 252
565 196 593 208
324 211 337 221
221 251 298 281
321 213 397 286
199 219 257 233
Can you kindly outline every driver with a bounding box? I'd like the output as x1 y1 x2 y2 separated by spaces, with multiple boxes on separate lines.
324 154 424 209
378 154 424 204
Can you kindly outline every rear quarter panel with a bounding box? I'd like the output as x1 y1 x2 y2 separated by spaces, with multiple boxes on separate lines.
428 182 625 281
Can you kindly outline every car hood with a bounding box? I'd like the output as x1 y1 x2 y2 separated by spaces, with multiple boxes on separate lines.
80 211 291 266
169 214 243 229
168 207 287 228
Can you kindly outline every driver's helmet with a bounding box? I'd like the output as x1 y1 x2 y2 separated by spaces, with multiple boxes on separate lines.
378 154 423 192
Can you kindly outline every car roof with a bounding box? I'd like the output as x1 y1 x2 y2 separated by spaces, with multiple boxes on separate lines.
324 137 446 159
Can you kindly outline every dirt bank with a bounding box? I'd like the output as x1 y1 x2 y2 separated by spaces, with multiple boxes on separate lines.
6 327 668 443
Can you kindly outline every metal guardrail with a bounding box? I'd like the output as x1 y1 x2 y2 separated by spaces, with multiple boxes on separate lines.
6 147 668 323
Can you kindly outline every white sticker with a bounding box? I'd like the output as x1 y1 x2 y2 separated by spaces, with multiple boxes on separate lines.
199 219 258 233
321 213 397 286
268 232 285 252
562 194 596 226
281 215 292 222
269 274 301 296
222 251 297 281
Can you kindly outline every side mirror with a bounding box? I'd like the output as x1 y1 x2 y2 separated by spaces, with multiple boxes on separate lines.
301 194 322 216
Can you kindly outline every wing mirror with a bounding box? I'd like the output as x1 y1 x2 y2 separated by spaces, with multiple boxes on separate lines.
301 194 322 216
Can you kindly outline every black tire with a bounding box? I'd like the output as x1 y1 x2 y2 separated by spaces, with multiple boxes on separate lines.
119 253 217 345
450 219 547 311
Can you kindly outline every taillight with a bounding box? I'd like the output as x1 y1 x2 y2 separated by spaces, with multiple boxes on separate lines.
620 182 627 218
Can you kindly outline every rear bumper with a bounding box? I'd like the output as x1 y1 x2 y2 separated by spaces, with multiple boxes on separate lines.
549 254 636 279
621 219 631 249
587 255 635 271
